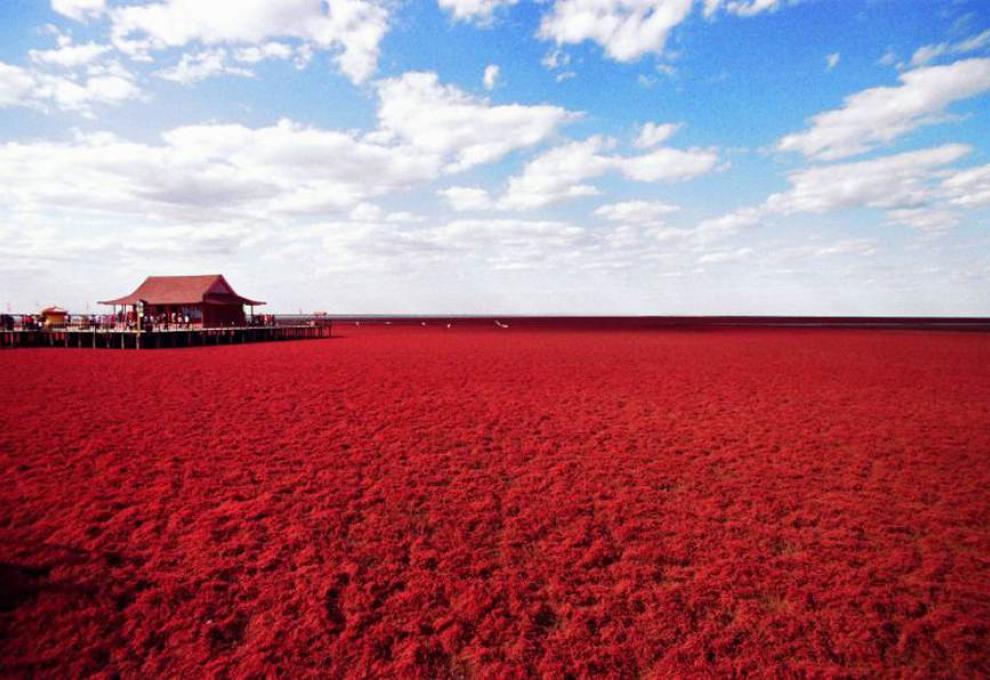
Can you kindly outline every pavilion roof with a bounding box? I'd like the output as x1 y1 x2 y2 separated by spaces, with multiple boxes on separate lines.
99 275 265 306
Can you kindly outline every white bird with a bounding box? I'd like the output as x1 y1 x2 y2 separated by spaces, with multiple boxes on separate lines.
495 320 509 329
446 322 452 328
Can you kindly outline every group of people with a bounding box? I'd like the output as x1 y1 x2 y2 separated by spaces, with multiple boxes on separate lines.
127 311 278 330
2 310 281 331
0 312 191 331
138 311 195 331
2 314 51 330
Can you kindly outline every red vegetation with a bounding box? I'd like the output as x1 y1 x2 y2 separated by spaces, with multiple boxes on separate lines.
2 324 989 677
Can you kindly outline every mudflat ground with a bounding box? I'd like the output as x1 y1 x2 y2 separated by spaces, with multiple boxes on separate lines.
1 324 988 677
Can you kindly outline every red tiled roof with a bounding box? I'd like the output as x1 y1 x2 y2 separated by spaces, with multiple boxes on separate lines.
99 275 265 306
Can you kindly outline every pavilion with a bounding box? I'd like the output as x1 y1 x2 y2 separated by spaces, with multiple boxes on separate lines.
99 274 265 328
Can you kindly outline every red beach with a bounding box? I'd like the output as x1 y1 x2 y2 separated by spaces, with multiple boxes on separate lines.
1 323 989 677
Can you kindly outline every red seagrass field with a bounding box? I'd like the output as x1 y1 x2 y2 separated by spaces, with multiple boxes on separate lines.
1 323 989 678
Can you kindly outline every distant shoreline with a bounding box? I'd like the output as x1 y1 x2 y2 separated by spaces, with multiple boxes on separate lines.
12 312 988 331
318 315 990 331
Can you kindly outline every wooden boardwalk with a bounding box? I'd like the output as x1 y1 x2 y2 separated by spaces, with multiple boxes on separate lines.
0 324 331 350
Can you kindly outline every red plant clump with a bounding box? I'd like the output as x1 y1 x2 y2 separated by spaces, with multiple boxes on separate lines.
1 324 989 677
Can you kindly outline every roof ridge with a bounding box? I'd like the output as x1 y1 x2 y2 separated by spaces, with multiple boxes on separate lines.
98 274 264 307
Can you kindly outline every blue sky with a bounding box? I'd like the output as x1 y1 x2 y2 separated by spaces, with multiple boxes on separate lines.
1 0 988 315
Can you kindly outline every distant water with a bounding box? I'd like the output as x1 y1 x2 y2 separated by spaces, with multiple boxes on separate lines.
312 315 990 331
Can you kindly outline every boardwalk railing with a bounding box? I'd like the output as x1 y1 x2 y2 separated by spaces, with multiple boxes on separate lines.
1 324 331 350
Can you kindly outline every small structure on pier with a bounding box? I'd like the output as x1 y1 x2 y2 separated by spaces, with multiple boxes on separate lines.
40 306 68 328
99 274 264 328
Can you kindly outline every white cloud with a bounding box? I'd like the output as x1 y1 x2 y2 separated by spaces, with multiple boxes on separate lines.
541 47 578 83
29 41 111 68
347 201 423 224
701 0 722 16
542 47 571 70
688 143 977 246
694 144 975 242
766 144 971 214
306 215 594 275
375 71 577 173
348 202 390 222
598 222 688 253
293 43 315 70
156 49 254 84
826 52 840 71
698 246 753 264
694 206 764 242
499 135 718 209
438 186 494 211
634 121 680 148
911 28 990 67
771 238 877 263
942 163 990 208
432 218 591 271
437 0 518 24
778 57 990 160
877 48 897 67
385 211 425 223
538 0 694 62
722 0 781 17
956 29 990 54
429 218 585 250
0 219 258 272
501 136 613 209
259 206 427 275
0 68 581 226
300 214 593 274
885 207 960 233
51 0 106 22
233 42 295 64
0 121 438 227
108 0 390 83
538 0 786 64
594 199 680 224
0 60 141 114
483 64 500 90
0 64 39 108
621 145 719 181
809 239 877 257
910 45 946 69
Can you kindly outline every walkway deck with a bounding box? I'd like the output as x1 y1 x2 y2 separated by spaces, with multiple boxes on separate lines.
0 324 331 349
